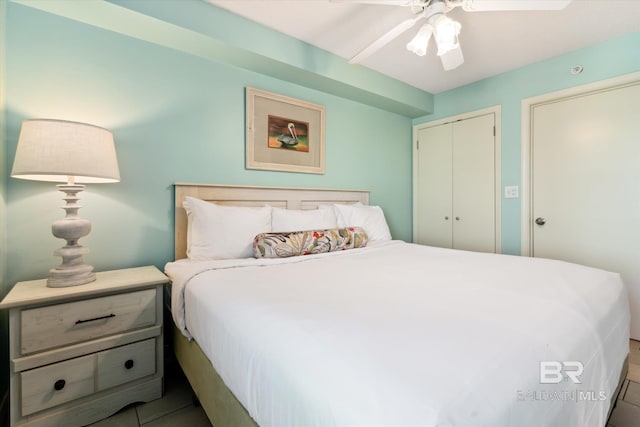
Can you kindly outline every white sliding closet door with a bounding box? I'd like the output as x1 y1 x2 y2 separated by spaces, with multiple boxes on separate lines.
415 123 453 249
414 112 497 253
453 114 495 252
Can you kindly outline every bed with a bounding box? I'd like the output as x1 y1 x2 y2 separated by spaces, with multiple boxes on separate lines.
166 183 630 427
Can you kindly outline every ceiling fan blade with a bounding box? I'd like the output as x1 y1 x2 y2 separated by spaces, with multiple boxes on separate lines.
348 15 424 64
461 0 572 12
440 44 464 71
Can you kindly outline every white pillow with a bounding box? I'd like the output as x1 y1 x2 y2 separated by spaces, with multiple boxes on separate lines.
184 196 272 260
333 204 392 241
271 207 338 232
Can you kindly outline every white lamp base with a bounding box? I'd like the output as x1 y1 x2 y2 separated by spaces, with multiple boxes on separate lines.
48 264 96 287
47 184 96 288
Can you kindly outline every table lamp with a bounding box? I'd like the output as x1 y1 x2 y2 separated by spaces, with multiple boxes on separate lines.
11 119 120 287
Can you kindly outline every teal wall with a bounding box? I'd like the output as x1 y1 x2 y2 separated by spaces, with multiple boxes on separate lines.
0 0 8 418
414 32 640 255
4 1 414 286
1 0 8 288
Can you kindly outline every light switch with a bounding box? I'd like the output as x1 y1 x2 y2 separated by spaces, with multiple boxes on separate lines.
504 186 519 199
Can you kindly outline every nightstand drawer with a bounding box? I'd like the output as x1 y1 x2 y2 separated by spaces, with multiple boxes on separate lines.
21 288 157 355
97 339 156 391
21 354 95 416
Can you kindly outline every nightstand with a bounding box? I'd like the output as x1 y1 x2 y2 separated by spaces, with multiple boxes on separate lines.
0 265 169 427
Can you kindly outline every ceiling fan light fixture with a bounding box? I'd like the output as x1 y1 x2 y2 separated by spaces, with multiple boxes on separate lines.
406 23 433 56
433 15 461 56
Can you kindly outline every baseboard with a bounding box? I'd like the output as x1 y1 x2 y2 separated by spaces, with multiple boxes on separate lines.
0 388 9 427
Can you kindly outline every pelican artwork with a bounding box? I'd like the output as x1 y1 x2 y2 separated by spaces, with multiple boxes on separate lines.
277 122 298 147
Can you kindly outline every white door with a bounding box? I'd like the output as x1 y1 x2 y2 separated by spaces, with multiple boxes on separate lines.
531 82 640 339
416 123 453 248
415 112 496 252
453 114 496 252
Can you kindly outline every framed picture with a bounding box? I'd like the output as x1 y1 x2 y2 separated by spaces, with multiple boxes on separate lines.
246 87 325 174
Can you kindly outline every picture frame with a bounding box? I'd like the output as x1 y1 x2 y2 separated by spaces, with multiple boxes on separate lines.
246 87 325 174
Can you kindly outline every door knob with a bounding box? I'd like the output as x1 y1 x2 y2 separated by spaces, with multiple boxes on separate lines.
535 217 546 226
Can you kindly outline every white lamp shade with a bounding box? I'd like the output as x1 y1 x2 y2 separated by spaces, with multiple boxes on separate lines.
434 15 461 57
406 24 433 57
11 119 120 183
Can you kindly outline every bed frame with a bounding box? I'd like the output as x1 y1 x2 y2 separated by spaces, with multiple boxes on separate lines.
172 183 369 426
170 183 627 426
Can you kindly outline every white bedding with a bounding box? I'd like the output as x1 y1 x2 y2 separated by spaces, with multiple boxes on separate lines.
165 241 630 427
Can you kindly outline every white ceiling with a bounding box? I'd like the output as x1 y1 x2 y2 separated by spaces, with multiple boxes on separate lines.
207 0 640 94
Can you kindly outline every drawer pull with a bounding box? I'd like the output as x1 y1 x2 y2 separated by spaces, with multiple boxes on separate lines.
75 313 115 325
53 379 66 391
124 359 134 370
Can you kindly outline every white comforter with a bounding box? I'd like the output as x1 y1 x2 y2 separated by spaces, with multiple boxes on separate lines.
165 241 630 427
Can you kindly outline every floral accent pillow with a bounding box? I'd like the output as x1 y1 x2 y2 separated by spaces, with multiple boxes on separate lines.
253 227 368 258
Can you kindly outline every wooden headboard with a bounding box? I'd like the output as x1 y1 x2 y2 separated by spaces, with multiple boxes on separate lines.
174 183 370 260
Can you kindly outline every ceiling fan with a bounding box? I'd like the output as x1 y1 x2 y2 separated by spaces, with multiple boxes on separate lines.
340 0 573 71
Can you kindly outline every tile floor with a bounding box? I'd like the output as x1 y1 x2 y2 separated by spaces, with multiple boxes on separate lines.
608 339 640 427
95 341 640 427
